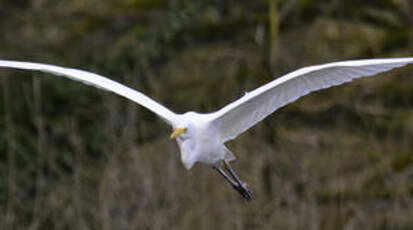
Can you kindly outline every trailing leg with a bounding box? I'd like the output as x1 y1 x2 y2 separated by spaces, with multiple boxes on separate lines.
214 161 253 201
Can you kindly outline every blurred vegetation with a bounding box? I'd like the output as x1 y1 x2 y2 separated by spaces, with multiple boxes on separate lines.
1 0 413 229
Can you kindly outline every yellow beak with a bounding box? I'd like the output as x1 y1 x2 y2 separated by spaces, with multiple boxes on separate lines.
170 127 187 139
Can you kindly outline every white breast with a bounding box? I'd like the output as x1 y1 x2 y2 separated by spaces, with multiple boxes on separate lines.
194 122 225 166
179 112 227 168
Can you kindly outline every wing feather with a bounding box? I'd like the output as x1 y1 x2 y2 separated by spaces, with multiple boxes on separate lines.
0 60 178 126
210 58 413 142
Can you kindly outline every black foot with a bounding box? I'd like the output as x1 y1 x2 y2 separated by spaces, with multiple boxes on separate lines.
214 161 253 202
233 181 253 201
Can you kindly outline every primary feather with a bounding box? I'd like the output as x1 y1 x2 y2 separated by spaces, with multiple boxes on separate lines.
210 58 413 142
0 60 178 126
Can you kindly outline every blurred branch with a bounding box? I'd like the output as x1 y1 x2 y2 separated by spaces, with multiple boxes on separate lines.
269 0 279 42
1 77 16 230
268 0 279 72
31 75 45 228
68 120 87 230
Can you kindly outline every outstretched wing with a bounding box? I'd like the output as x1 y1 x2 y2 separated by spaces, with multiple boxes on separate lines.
210 57 413 142
0 60 179 126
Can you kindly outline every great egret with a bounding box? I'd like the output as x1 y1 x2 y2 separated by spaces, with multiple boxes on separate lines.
0 57 413 201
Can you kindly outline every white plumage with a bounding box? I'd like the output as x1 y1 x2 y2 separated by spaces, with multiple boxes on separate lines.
1 57 412 200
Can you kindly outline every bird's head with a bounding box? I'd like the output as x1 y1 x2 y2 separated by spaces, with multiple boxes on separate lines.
170 117 197 169
169 118 194 141
170 127 188 139
170 113 198 141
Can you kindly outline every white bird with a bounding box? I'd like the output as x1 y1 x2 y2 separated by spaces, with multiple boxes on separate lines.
1 57 413 201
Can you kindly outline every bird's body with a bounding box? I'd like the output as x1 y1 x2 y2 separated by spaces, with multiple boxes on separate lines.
1 57 413 201
173 112 235 169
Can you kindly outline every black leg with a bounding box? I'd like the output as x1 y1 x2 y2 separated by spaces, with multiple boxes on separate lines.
214 161 253 201
223 161 243 186
214 166 238 188
224 161 253 201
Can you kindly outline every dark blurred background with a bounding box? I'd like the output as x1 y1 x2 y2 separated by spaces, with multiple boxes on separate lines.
0 0 413 229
